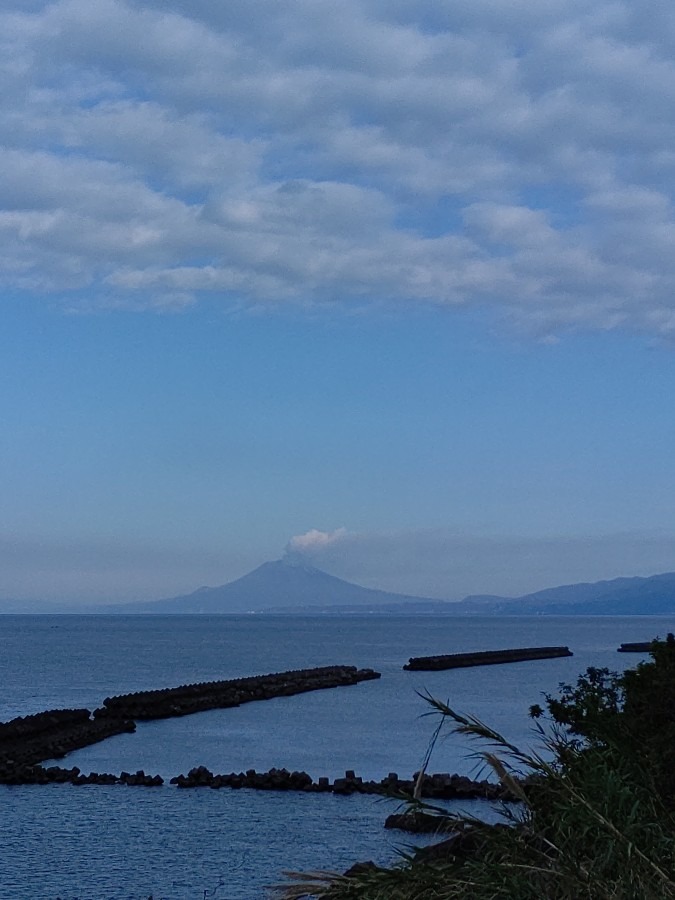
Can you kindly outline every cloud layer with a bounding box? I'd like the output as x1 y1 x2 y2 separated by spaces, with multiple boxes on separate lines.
0 532 261 604
2 526 674 606
284 527 675 599
4 1 675 334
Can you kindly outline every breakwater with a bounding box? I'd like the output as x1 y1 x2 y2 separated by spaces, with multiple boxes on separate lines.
0 665 380 784
617 642 652 652
403 646 573 671
169 766 514 800
0 708 135 770
93 665 381 720
0 761 514 802
0 763 162 786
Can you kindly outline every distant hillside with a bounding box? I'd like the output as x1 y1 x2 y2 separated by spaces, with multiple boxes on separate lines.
21 563 675 616
105 559 447 614
455 572 675 616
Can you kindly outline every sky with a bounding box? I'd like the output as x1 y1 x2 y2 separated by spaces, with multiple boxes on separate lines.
2 0 675 606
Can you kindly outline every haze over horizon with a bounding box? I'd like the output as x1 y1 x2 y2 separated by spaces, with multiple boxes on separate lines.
2 1 675 608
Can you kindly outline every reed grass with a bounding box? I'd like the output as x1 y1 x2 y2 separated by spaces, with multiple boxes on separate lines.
276 635 675 899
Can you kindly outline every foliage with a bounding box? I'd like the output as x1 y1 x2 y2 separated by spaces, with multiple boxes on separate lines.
276 635 675 900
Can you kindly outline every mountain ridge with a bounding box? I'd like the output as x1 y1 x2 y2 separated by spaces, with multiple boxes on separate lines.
101 559 446 614
4 563 675 615
97 562 675 616
457 571 675 615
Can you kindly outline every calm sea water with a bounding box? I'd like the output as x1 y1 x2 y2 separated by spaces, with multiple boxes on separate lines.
1 615 673 899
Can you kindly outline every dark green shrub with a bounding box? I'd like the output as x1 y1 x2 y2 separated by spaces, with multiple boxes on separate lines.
278 636 675 899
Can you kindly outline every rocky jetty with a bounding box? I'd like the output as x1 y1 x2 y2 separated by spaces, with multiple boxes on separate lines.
0 763 163 786
403 646 573 671
0 708 135 769
617 642 652 652
169 766 514 800
0 760 511 797
94 665 381 720
0 665 381 788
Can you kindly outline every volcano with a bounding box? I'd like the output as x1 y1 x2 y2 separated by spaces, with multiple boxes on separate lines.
109 559 446 614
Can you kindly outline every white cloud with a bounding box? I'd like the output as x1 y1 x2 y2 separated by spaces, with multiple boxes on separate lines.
4 0 675 335
286 528 348 556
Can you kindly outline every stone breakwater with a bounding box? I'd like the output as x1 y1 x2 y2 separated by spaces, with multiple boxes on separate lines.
0 763 162 786
0 665 380 785
0 708 135 771
169 766 515 801
0 762 515 801
617 642 652 652
93 665 381 720
403 646 573 671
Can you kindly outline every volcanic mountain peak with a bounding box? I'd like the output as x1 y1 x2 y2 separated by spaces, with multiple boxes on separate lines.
111 557 443 614
94 561 675 616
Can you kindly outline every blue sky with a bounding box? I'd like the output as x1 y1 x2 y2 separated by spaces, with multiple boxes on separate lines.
2 0 675 605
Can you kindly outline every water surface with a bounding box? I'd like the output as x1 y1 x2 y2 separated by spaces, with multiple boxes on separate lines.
1 615 671 898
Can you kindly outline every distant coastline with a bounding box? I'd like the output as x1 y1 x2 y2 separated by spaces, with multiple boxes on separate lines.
3 561 675 616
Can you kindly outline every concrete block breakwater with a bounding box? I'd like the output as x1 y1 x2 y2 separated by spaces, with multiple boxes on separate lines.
94 665 381 720
0 762 514 800
618 642 652 652
0 763 162 786
169 766 515 801
0 708 135 769
403 646 573 671
0 666 380 782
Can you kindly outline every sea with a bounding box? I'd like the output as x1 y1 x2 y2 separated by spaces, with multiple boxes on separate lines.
1 614 673 900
